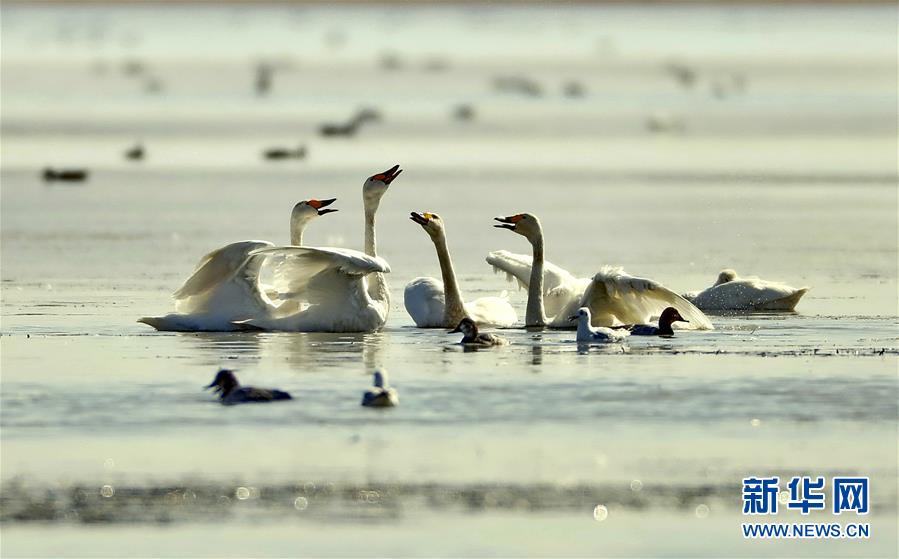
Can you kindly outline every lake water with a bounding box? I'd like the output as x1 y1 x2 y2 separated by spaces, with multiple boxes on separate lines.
1 2 897 557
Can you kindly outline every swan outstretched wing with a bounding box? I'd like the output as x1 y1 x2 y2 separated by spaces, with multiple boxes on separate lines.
485 250 585 318
485 250 576 291
173 240 273 309
252 246 390 300
580 266 714 330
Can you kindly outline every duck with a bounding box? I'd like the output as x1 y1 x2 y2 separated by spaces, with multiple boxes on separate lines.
205 369 291 405
361 370 398 408
263 145 306 160
237 165 400 332
449 317 509 346
684 269 809 312
138 197 342 331
319 107 381 138
489 213 713 330
404 212 516 328
626 307 688 336
124 143 145 161
568 307 630 343
43 168 88 182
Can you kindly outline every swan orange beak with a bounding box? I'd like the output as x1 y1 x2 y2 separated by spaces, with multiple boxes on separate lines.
308 198 338 215
494 214 523 230
371 164 402 185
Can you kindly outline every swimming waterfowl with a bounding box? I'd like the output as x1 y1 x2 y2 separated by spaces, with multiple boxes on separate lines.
361 370 398 408
263 145 306 160
404 212 516 328
138 197 343 331
684 269 809 312
124 143 144 161
42 168 88 182
489 214 713 330
569 308 630 344
449 317 508 346
255 63 273 96
453 104 475 121
239 165 400 332
319 108 381 137
625 307 688 336
205 369 291 405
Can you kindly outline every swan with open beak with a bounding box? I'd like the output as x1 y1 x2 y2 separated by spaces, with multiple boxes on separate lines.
306 197 338 216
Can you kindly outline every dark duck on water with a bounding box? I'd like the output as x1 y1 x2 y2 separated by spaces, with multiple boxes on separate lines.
626 307 689 337
205 369 292 405
449 317 508 346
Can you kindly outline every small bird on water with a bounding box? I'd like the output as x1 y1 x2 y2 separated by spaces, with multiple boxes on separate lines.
568 307 630 344
262 144 306 160
205 369 292 405
449 317 508 346
624 307 689 337
124 143 145 161
42 168 88 182
361 370 398 408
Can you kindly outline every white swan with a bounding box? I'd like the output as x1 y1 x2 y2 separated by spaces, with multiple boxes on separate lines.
569 308 630 343
236 165 402 332
684 269 809 312
490 213 714 329
404 212 516 328
138 198 339 331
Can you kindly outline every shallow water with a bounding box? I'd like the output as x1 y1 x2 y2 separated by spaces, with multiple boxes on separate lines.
1 2 897 557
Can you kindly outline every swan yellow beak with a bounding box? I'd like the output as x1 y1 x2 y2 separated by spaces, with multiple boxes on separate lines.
410 212 433 226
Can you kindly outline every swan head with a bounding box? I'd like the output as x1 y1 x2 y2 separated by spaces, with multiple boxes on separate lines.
409 211 445 239
494 213 542 242
363 165 403 207
659 307 688 328
449 317 477 336
290 199 337 243
205 369 239 397
373 369 389 388
294 198 338 217
567 307 591 324
715 269 738 286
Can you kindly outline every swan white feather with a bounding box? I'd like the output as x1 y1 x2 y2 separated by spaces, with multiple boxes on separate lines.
139 198 336 332
404 277 516 328
685 269 809 311
236 246 391 332
404 212 516 328
486 249 589 320
235 165 402 333
488 214 713 330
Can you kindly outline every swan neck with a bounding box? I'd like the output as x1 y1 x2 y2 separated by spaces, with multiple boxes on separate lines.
363 204 389 307
289 214 307 246
526 233 546 327
433 233 467 324
364 207 377 257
